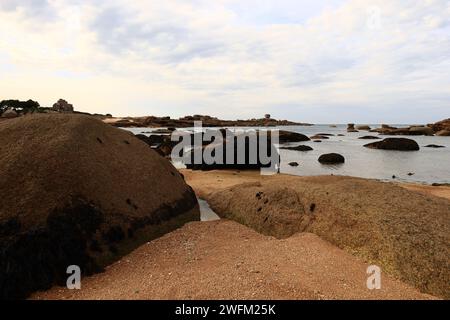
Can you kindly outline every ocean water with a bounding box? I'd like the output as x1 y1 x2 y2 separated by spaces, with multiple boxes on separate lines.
125 125 450 184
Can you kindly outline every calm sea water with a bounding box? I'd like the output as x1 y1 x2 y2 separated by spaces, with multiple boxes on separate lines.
126 125 450 184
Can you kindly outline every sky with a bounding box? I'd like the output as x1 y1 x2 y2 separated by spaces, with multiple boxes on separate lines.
0 0 449 123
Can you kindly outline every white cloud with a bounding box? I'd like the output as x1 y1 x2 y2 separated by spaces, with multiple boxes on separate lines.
0 0 449 123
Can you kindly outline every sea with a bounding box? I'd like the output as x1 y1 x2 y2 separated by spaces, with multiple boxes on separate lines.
125 124 450 185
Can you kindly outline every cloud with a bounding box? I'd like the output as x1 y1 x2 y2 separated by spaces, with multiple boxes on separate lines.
0 0 449 123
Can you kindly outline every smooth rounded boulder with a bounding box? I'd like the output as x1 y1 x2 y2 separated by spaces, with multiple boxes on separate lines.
364 138 420 151
318 153 345 164
0 114 199 299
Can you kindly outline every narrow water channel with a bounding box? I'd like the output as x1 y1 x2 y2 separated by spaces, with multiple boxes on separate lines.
198 198 220 221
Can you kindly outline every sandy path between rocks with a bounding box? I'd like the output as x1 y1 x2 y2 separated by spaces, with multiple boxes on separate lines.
33 220 433 300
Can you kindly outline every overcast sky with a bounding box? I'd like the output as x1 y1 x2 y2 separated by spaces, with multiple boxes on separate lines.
1 0 449 123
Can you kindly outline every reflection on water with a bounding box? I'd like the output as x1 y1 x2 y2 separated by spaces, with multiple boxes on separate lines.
198 198 220 221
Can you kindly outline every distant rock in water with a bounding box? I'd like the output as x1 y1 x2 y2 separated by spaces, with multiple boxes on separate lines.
436 130 450 136
310 135 330 140
278 130 310 143
318 153 345 164
317 133 334 136
288 162 299 167
347 124 359 133
358 136 381 140
364 138 420 151
356 125 371 131
424 144 445 148
0 114 199 299
281 145 313 152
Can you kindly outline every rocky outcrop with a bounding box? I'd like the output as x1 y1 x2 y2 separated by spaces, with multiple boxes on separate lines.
371 125 434 136
0 114 199 299
356 125 371 131
436 130 450 136
430 118 450 133
52 99 74 112
364 138 420 151
318 153 345 164
107 115 313 128
409 126 434 136
358 136 381 140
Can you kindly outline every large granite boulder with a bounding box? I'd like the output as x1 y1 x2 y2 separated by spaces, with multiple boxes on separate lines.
364 138 420 151
0 114 199 299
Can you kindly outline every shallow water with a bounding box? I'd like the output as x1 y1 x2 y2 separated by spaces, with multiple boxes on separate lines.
198 198 220 221
126 125 450 184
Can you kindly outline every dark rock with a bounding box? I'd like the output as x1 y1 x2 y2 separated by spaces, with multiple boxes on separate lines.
358 136 381 140
185 130 280 171
318 153 345 164
424 144 445 148
288 162 299 167
310 135 330 140
364 138 420 151
281 145 313 152
278 131 310 143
